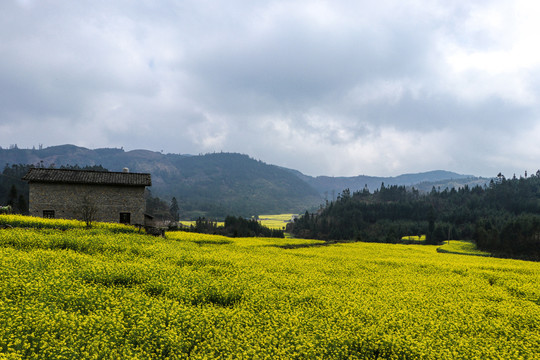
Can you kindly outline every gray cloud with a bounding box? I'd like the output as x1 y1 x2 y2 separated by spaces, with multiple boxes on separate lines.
1 0 539 177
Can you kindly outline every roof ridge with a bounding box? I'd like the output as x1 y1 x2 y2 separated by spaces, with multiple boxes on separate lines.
27 168 151 175
23 168 152 186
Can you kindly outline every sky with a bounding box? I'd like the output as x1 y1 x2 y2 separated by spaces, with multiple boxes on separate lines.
1 0 540 177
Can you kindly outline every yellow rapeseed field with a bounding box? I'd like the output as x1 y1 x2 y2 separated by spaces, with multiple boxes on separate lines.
0 214 138 233
179 214 294 230
0 215 539 359
179 221 225 228
258 213 295 230
400 235 426 242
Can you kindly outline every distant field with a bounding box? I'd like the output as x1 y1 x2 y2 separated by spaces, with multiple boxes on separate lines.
178 214 295 231
179 220 225 227
0 215 539 359
258 213 295 230
401 234 426 242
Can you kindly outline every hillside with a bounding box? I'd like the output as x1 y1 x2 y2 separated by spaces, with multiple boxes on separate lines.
296 170 489 199
0 145 487 217
1 215 539 359
290 173 540 259
153 152 323 217
0 146 322 217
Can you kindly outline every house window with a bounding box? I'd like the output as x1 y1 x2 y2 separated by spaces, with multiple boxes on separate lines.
119 212 131 224
43 210 55 218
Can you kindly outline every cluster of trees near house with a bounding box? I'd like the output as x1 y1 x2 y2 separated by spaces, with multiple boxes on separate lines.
0 164 30 214
287 171 540 259
180 216 285 238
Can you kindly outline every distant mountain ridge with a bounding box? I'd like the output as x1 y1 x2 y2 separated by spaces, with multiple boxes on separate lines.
297 170 484 199
0 145 489 217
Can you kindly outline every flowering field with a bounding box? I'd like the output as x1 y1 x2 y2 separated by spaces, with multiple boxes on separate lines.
178 213 294 230
0 216 539 359
258 214 295 230
0 214 138 233
400 235 426 242
178 221 225 228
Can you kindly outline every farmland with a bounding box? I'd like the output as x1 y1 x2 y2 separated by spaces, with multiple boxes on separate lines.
258 214 295 230
179 220 225 228
178 214 294 230
0 215 539 359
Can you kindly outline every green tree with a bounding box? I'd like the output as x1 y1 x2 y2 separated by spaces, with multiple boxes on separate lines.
7 185 17 208
170 197 180 221
17 195 27 215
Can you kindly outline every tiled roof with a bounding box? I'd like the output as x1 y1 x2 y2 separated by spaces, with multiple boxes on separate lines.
22 168 152 186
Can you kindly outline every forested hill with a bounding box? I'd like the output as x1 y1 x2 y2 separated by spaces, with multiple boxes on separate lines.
0 146 322 217
151 152 322 217
292 170 487 198
0 145 187 175
288 173 540 259
1 145 485 218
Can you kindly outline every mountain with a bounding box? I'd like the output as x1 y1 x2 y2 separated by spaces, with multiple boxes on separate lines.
152 152 323 217
292 170 489 200
0 146 322 217
0 145 190 176
403 177 491 193
0 145 489 217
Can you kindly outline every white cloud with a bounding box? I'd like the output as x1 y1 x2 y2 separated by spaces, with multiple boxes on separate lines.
438 0 540 105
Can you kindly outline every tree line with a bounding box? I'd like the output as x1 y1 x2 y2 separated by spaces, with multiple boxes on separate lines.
287 172 540 259
0 164 29 214
179 216 285 238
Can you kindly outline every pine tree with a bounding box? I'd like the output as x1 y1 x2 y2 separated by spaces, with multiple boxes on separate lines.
170 197 180 221
7 185 17 208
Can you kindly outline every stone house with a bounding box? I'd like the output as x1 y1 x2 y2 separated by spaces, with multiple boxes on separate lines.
23 168 152 225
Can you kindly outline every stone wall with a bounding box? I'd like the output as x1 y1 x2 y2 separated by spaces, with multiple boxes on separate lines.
28 183 146 224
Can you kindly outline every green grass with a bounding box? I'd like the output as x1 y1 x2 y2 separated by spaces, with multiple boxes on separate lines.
0 215 539 359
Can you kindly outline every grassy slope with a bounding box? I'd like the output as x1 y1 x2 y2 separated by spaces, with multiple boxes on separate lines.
0 215 539 359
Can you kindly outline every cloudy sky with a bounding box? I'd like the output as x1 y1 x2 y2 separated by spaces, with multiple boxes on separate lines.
1 0 539 177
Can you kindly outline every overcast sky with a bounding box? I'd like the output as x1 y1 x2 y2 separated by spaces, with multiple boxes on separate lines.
1 0 539 177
